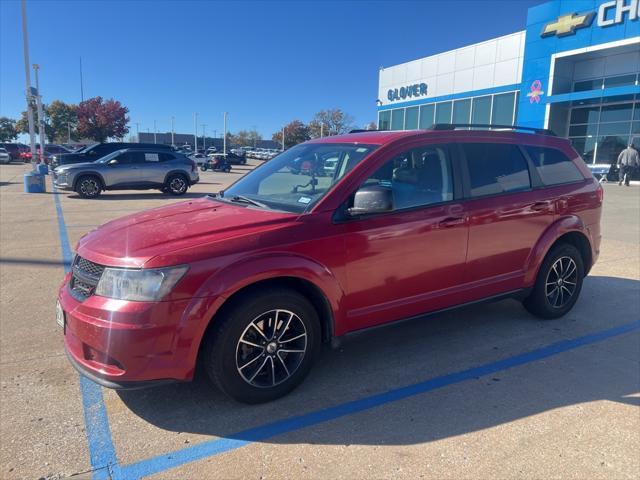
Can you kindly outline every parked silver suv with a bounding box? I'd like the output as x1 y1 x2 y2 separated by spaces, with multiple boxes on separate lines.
53 149 199 198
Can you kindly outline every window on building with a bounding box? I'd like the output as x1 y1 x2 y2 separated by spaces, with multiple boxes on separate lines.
603 74 637 89
462 143 530 197
600 103 633 123
574 79 602 92
378 111 391 131
453 99 471 124
391 109 405 130
570 106 600 124
405 107 419 130
569 137 596 164
362 144 453 210
419 104 435 129
435 102 452 124
525 146 583 185
471 96 492 125
491 92 516 125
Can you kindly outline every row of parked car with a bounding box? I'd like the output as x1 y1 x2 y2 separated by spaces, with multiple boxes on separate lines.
245 147 281 160
0 142 79 163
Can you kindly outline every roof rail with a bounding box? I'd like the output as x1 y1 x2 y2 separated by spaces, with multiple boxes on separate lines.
429 123 557 136
348 129 377 133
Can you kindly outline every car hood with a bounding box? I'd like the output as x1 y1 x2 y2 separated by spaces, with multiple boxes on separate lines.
54 152 87 164
55 161 98 172
76 197 296 268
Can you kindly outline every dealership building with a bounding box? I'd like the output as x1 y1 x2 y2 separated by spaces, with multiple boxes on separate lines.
377 0 639 170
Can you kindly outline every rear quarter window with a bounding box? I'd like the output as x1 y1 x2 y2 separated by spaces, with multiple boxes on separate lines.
524 146 584 186
462 143 531 197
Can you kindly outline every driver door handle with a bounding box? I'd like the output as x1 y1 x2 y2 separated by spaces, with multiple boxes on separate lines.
439 216 466 227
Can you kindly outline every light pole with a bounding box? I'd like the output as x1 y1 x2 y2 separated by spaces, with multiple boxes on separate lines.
67 122 71 143
193 112 198 151
223 112 228 156
201 124 207 150
252 124 257 148
171 116 175 147
320 122 324 138
281 126 285 151
20 0 36 172
134 122 141 142
32 64 46 159
153 120 157 144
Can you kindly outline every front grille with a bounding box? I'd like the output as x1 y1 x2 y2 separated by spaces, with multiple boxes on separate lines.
69 256 105 301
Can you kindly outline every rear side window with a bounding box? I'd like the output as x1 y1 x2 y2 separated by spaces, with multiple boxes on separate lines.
524 146 584 186
158 153 175 162
462 143 531 197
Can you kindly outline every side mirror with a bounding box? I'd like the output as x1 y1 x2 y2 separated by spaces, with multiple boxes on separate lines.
107 159 119 165
348 185 393 216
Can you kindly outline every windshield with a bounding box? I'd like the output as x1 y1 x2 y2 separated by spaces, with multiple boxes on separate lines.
221 142 378 213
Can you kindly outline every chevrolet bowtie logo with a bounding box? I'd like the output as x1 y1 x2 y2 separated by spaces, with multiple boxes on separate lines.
541 12 595 37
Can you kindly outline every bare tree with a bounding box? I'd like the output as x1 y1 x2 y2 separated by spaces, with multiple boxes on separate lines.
308 108 355 138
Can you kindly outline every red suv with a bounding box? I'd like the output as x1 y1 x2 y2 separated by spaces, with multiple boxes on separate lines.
57 126 603 403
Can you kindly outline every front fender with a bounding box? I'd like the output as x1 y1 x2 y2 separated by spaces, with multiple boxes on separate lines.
523 215 588 285
176 252 344 375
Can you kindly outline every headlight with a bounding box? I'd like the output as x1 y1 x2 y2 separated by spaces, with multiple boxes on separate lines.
95 265 188 301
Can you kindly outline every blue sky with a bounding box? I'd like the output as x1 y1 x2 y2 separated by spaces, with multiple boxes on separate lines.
0 0 541 139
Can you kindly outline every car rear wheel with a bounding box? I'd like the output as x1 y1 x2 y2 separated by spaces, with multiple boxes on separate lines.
523 243 584 319
75 176 102 198
201 288 321 404
200 165 208 172
165 173 188 195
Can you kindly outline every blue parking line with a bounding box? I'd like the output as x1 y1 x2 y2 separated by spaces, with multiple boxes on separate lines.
53 188 121 479
121 320 640 479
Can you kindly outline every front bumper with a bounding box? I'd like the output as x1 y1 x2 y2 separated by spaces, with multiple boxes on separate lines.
58 278 204 387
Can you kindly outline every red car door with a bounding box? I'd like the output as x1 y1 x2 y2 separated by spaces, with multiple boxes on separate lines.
458 141 556 300
342 143 469 331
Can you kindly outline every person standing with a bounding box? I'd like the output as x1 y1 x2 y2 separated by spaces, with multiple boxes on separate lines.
617 143 639 186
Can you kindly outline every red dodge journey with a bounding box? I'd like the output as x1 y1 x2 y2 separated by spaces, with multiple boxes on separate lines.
57 125 603 403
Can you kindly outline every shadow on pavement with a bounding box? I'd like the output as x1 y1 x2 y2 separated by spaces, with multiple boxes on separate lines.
117 275 640 445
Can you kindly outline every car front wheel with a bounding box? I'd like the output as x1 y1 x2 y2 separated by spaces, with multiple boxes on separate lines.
201 288 321 404
523 243 584 319
75 176 102 198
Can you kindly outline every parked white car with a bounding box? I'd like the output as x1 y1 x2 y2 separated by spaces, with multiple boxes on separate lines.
188 153 208 166
0 148 11 164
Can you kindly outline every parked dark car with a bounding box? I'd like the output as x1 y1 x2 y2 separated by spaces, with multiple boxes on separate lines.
50 142 173 168
218 151 247 165
0 143 29 162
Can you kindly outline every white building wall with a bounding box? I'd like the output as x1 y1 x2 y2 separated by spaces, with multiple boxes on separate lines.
378 31 526 106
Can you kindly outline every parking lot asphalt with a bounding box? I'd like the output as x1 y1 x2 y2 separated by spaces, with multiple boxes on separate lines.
0 162 638 480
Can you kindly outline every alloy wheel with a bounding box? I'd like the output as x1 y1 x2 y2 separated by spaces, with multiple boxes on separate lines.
545 256 578 308
235 309 308 388
169 177 187 194
80 179 99 197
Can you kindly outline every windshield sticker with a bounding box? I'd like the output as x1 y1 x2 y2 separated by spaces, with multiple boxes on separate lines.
145 153 159 162
298 196 312 204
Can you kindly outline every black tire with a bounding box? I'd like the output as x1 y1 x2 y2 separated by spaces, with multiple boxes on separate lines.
75 175 102 198
523 243 584 319
200 165 208 172
225 166 231 173
165 173 189 196
201 288 321 404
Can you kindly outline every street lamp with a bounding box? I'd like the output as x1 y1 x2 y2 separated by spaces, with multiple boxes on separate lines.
153 119 157 144
201 124 207 150
171 116 175 147
223 112 228 156
193 112 198 151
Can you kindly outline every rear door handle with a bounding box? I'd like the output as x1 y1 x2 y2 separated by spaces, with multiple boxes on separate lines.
531 201 551 211
439 216 466 227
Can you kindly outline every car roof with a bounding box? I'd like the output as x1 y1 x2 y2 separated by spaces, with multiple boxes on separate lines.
306 129 570 148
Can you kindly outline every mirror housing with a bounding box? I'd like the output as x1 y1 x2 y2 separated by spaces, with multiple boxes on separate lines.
348 185 393 216
107 159 119 165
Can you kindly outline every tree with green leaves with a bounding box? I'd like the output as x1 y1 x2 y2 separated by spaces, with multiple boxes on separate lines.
0 117 18 142
272 120 310 149
16 100 53 140
47 100 78 143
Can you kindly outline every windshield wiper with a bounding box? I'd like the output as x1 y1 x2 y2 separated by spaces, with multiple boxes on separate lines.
229 195 269 209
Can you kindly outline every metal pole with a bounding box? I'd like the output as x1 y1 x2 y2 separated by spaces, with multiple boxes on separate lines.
67 122 71 143
153 120 157 144
79 57 84 102
201 124 207 150
281 126 285 151
171 116 175 146
320 122 323 138
20 0 37 172
135 122 140 142
33 64 46 161
193 112 198 151
223 112 227 156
